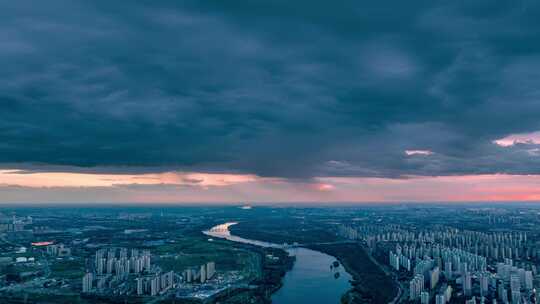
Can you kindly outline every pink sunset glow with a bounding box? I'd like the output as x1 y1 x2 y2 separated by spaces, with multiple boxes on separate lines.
1 169 540 203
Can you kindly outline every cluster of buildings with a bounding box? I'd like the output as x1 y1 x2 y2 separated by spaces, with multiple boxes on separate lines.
46 244 71 257
84 266 176 297
82 248 217 298
183 262 216 284
0 213 32 233
82 247 157 294
495 259 535 304
338 224 538 303
94 248 152 277
135 271 175 296
340 225 538 261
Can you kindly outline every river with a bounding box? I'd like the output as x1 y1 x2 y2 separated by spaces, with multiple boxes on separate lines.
204 222 353 304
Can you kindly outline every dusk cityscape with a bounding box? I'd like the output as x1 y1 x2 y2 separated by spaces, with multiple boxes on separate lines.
1 1 540 304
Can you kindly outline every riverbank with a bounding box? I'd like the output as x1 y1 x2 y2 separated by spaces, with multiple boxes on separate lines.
206 244 294 304
250 246 296 303
307 243 398 304
227 222 398 304
205 223 357 304
203 227 295 304
229 219 338 245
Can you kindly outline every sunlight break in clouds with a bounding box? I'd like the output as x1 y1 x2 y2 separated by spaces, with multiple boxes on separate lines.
404 150 433 156
494 131 540 147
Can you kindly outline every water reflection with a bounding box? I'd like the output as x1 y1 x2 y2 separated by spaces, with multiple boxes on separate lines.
204 223 353 304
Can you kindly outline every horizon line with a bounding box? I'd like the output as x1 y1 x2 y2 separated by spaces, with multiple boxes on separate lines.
1 201 540 208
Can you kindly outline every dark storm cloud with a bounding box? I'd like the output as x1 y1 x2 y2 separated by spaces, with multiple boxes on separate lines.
1 0 540 178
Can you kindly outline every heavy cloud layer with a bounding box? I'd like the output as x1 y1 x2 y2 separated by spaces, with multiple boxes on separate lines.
2 0 540 178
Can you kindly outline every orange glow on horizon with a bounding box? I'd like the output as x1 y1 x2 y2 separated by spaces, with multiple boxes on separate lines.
1 169 540 203
0 170 258 188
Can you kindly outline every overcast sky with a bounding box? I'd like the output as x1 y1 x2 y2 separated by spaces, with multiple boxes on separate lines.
2 1 540 203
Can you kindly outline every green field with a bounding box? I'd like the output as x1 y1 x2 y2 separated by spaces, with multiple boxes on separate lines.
153 236 260 278
50 258 85 280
